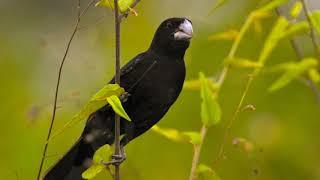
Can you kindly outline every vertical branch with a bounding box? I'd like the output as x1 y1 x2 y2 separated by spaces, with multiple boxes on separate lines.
36 0 97 179
113 0 121 179
301 0 320 59
189 126 208 180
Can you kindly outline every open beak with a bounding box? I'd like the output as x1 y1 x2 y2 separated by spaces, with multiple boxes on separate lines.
174 19 193 41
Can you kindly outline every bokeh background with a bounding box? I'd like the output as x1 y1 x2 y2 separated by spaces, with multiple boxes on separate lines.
1 0 320 179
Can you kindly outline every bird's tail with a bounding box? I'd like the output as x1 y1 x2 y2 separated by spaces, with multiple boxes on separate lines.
43 139 94 180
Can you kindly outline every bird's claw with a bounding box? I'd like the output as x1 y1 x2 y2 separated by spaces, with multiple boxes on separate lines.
102 148 126 166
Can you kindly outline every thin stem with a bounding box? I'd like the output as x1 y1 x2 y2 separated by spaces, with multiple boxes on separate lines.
213 75 253 166
275 7 320 103
36 0 96 179
301 0 320 60
216 14 254 87
189 126 208 180
113 0 121 180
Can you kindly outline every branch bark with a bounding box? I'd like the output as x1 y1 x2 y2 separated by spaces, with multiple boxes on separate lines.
113 0 121 179
301 0 320 60
189 126 208 180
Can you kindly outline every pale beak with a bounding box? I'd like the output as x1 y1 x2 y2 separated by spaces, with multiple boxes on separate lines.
174 19 193 40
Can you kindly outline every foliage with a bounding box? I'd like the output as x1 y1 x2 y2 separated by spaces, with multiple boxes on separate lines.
48 84 128 142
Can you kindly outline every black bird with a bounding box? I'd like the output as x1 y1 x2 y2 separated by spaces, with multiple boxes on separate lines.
44 17 193 180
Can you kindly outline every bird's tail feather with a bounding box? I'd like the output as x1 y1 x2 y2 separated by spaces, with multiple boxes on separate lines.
43 139 92 180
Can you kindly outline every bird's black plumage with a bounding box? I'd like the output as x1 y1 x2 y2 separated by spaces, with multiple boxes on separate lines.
44 17 193 180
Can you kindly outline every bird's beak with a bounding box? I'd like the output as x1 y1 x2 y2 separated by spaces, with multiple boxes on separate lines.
174 19 193 41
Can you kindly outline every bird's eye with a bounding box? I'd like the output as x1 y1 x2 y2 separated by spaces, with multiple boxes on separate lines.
166 22 173 28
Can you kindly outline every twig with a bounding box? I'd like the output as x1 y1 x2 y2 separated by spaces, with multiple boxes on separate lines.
189 126 208 180
275 7 320 103
301 0 320 60
113 0 121 180
36 0 97 179
213 75 253 166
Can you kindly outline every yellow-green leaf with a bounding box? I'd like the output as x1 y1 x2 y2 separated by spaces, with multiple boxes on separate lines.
151 125 202 145
208 29 239 41
225 57 263 68
199 72 222 127
310 10 320 35
256 0 288 13
308 68 320 83
93 144 112 163
96 0 136 13
184 79 219 92
290 1 302 18
107 95 131 121
281 21 309 39
182 132 202 145
208 0 228 15
47 84 124 143
197 164 220 180
255 17 289 75
269 58 318 92
82 164 105 179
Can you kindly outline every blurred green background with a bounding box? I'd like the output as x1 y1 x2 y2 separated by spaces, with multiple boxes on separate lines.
1 0 320 179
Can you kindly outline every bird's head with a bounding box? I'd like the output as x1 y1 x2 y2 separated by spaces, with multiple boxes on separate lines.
150 17 193 57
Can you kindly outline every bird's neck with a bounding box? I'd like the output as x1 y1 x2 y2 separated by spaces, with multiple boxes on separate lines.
149 42 189 59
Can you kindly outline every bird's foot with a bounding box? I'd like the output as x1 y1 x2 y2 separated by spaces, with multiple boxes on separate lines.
102 147 126 166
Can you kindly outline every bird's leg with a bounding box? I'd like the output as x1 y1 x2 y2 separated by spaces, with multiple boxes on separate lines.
102 145 126 166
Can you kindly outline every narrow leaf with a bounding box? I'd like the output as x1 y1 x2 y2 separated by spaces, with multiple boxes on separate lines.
208 0 228 15
225 57 263 68
82 164 105 179
151 125 202 145
107 95 131 121
281 21 309 39
256 0 288 12
269 58 318 92
257 17 289 71
308 68 320 83
290 1 303 18
208 29 239 41
184 79 219 92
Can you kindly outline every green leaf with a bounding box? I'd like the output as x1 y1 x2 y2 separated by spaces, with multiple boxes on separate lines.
308 68 320 83
93 144 112 163
255 17 289 75
184 79 219 92
290 1 303 18
225 57 263 68
82 164 105 179
182 132 202 145
208 0 228 15
96 0 136 13
208 29 239 41
151 125 202 145
269 58 318 92
197 164 220 180
281 21 309 39
310 10 320 35
199 72 222 127
256 0 288 13
107 95 131 121
47 84 124 143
